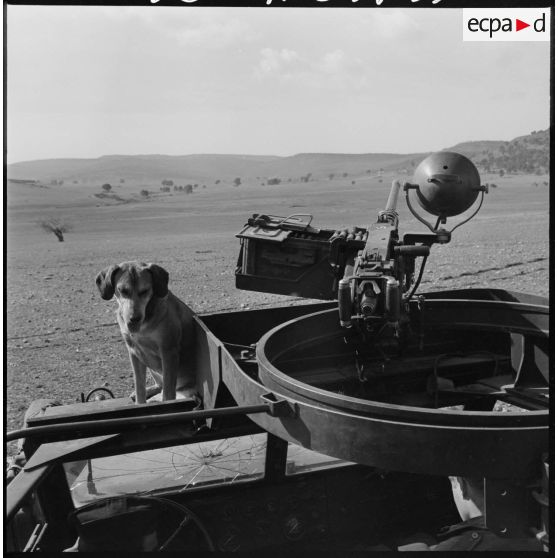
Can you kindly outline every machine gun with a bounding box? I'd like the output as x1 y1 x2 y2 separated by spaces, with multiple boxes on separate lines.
236 152 487 341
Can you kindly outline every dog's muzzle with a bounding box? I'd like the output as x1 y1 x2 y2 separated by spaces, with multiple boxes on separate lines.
127 316 142 331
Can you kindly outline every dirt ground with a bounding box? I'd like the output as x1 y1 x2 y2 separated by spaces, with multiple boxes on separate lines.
5 172 549 454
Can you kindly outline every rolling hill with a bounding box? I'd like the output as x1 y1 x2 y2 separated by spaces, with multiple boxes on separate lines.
7 153 424 184
446 129 549 174
7 128 549 185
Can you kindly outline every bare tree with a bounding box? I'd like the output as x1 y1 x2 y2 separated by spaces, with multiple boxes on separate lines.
39 217 71 242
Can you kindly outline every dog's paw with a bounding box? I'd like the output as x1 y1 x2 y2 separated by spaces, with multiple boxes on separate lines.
129 391 148 405
147 392 163 403
176 389 202 407
146 385 162 397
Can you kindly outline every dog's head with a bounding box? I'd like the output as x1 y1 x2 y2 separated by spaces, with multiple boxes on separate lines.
95 261 169 332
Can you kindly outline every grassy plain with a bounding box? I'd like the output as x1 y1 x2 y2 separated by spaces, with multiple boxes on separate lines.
5 171 550 444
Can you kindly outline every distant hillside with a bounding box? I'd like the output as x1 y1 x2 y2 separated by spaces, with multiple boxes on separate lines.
7 152 427 184
7 128 549 184
446 129 549 174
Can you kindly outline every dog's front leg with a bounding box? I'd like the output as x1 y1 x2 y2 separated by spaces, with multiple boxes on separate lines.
130 353 148 404
161 352 179 401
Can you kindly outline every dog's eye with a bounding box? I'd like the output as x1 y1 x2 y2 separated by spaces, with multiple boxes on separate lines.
119 288 130 297
139 289 150 297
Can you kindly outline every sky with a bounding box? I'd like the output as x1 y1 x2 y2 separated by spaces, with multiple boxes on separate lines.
6 6 551 163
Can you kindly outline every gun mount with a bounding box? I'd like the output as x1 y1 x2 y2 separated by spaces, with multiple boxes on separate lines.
236 152 488 342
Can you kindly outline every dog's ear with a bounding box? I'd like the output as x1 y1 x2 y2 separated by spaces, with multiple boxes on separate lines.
147 264 169 298
95 265 120 300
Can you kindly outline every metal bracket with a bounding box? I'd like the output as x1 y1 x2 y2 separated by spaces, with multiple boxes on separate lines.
261 393 297 418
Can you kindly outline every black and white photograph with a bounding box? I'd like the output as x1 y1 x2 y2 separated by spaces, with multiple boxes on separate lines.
5 1 551 553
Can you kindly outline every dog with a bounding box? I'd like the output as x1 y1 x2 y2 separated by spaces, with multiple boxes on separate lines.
96 261 198 404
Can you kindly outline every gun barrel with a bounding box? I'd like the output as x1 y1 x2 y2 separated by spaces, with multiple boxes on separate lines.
385 180 402 212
